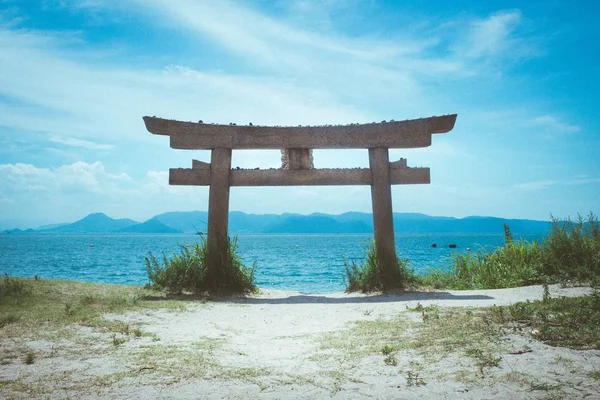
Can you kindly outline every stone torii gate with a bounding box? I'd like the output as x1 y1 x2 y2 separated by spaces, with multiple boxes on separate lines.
144 114 457 279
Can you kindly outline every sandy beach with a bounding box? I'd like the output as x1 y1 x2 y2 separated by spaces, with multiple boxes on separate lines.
1 284 599 399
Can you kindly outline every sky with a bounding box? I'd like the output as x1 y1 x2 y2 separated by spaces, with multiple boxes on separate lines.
0 0 599 229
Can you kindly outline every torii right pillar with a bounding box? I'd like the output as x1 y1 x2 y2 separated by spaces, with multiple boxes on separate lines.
369 147 398 275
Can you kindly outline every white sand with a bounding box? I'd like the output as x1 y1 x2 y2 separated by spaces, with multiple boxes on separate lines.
1 284 599 399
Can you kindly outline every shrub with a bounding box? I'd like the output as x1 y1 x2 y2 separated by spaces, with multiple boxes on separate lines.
24 351 35 365
344 242 416 293
420 213 600 290
0 274 29 304
540 213 600 282
145 236 256 295
419 239 543 290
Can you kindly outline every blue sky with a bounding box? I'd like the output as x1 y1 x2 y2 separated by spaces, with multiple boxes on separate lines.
0 0 598 229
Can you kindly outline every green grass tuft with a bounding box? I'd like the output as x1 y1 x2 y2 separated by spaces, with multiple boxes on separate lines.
145 236 256 295
0 277 181 339
418 213 600 290
1 274 29 303
24 351 35 365
540 213 600 282
344 242 416 293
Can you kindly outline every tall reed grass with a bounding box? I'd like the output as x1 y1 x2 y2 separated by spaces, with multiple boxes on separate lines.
540 214 600 282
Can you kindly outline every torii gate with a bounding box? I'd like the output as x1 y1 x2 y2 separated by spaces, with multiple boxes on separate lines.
144 114 457 280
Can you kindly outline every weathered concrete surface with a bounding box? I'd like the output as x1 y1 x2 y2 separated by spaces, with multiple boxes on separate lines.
144 115 457 150
168 167 429 186
369 148 397 268
390 158 407 168
206 148 231 272
284 148 314 170
192 159 210 169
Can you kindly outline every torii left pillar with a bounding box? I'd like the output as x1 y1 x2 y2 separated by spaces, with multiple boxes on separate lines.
206 148 232 278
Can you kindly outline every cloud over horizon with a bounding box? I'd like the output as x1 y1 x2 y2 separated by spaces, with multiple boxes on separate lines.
1 0 598 227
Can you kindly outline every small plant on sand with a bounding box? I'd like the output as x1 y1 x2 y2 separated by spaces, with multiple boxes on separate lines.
404 361 427 386
406 303 439 321
145 236 256 295
344 242 416 293
112 334 127 347
64 303 75 316
406 370 426 387
465 348 501 375
381 345 398 366
24 351 35 365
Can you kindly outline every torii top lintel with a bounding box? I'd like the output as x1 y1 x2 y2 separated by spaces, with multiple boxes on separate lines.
143 114 457 150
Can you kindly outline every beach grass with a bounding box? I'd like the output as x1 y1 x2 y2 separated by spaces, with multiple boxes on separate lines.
0 275 182 339
145 235 256 295
418 238 544 290
417 213 600 290
486 289 600 350
344 241 418 293
315 292 599 393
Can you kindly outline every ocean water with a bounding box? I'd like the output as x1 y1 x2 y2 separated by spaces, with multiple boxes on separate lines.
0 233 543 293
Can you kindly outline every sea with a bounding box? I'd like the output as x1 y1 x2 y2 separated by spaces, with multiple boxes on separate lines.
0 233 543 293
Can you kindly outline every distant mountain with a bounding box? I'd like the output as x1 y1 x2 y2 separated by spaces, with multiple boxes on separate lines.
2 228 36 234
36 223 68 230
117 217 182 234
42 213 138 233
229 211 293 233
153 211 209 234
153 210 287 233
265 215 371 233
391 214 549 234
1 211 552 235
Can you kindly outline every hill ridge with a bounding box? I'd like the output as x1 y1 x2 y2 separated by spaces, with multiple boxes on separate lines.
2 211 550 235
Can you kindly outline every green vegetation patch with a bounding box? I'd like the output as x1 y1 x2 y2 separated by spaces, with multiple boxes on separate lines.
419 214 600 290
145 236 256 295
316 295 599 389
318 314 413 362
129 338 268 385
316 305 507 386
0 276 183 338
487 292 600 350
344 242 418 293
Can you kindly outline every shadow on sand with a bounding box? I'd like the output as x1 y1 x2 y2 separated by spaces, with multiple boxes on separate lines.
143 290 494 305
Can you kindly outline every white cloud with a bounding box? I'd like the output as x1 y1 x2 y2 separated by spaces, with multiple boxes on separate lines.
0 161 205 223
0 4 545 157
513 180 559 191
513 177 600 191
0 3 593 224
0 161 131 195
533 115 580 133
49 135 114 150
464 10 522 58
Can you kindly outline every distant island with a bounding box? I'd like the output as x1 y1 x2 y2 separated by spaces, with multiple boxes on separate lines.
1 211 551 235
